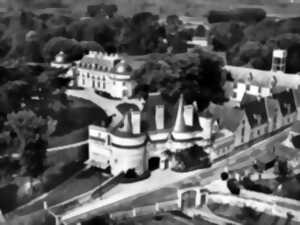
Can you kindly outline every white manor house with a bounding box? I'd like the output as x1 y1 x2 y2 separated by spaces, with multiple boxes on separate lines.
74 51 137 98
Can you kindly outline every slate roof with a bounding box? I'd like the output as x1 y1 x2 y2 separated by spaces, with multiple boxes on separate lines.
173 94 192 133
293 87 300 107
243 98 268 128
291 121 300 133
225 65 300 89
80 55 117 71
273 89 297 116
141 93 177 132
141 93 202 134
240 93 259 107
209 103 244 132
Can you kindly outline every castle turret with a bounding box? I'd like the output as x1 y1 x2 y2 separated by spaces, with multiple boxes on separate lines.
110 112 147 176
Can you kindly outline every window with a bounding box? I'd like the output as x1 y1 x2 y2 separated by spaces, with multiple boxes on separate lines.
123 82 126 86
287 117 290 123
97 81 101 88
257 130 260 136
246 84 250 91
232 92 237 98
87 73 90 78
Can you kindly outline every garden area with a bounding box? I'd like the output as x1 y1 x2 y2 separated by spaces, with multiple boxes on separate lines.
10 166 110 217
171 145 211 172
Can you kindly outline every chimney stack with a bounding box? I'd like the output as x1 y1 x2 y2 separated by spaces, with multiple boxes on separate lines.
184 105 194 126
131 110 141 134
155 105 165 130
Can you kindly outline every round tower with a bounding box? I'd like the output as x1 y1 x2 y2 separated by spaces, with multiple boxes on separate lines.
110 111 147 176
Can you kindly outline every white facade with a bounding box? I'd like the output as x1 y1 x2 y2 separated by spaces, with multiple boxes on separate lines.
75 51 136 99
50 51 72 69
231 82 271 103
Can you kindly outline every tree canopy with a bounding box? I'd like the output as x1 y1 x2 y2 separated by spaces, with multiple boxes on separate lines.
133 49 227 109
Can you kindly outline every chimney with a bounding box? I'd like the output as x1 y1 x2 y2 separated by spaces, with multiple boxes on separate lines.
270 76 278 88
155 105 165 130
271 49 287 73
131 110 141 134
184 105 194 126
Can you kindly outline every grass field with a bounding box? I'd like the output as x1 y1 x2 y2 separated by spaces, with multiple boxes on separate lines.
13 167 109 216
48 96 107 147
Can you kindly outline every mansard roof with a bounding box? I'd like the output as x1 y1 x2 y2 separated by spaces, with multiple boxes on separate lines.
209 103 245 132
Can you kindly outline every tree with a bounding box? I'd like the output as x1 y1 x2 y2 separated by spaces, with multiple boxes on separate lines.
133 49 226 109
5 110 56 187
209 22 245 51
221 172 229 181
86 4 118 18
166 15 183 35
207 8 266 24
227 178 240 195
275 159 290 177
42 37 84 62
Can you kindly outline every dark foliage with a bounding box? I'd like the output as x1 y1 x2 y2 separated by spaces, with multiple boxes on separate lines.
171 145 211 172
133 49 226 109
227 178 240 195
220 172 229 181
86 4 118 18
241 176 272 194
291 135 300 149
207 8 266 24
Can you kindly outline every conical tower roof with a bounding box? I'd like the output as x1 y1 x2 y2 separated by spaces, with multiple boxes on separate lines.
173 94 191 133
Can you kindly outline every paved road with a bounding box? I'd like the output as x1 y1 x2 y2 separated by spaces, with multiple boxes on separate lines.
47 140 88 152
60 128 290 224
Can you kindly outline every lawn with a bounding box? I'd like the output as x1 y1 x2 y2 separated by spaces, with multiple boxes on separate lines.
13 167 109 216
48 96 107 147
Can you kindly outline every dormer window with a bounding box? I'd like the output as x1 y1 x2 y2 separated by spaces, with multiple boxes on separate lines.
253 114 262 125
